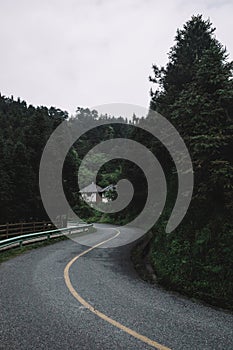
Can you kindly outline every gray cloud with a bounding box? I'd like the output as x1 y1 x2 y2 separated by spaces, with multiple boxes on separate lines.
0 0 232 116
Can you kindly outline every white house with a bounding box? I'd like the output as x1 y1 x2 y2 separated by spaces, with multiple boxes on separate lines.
79 182 103 203
79 182 116 203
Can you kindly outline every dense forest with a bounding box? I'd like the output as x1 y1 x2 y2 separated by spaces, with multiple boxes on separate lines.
0 97 69 223
0 95 132 224
0 15 232 308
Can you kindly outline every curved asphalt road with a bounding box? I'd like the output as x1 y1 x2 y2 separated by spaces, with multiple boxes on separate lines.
0 224 232 350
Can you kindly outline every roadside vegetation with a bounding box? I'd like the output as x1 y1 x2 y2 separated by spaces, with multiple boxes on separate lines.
0 236 68 264
148 15 233 310
127 15 233 310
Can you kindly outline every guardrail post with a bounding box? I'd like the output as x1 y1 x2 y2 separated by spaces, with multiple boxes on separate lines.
19 240 23 248
6 223 9 239
47 234 50 240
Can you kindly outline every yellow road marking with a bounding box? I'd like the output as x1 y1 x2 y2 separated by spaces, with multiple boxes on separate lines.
64 229 171 350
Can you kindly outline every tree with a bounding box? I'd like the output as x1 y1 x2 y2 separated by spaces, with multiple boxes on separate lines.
150 14 233 219
148 15 233 308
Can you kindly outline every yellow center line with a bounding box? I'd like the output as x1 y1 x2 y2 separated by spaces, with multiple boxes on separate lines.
64 228 171 350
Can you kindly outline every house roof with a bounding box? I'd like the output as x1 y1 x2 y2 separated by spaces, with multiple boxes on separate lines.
79 182 103 193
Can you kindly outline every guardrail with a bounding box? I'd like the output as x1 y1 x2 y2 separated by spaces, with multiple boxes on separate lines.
0 221 64 240
0 224 93 250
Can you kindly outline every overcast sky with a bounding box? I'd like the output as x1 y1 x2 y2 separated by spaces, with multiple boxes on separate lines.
1 0 232 117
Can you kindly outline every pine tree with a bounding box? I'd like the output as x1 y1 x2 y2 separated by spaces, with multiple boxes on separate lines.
150 14 233 219
149 15 233 308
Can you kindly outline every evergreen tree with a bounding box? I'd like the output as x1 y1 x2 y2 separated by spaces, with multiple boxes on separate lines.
149 15 233 308
150 14 233 220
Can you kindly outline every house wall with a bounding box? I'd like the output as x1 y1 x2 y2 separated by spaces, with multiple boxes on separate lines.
81 193 97 203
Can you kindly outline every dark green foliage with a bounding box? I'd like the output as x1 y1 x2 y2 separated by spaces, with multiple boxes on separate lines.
0 95 70 223
68 108 134 223
148 15 233 308
0 97 132 225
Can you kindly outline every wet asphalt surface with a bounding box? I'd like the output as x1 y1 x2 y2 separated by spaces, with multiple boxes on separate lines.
0 224 232 350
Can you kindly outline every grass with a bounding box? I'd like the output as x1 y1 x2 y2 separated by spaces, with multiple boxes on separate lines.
132 230 233 312
0 236 68 264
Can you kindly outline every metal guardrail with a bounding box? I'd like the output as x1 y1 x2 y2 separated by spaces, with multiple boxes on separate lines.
0 221 63 240
0 224 93 250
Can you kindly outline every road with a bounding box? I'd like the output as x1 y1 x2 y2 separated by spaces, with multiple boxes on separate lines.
0 224 232 349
